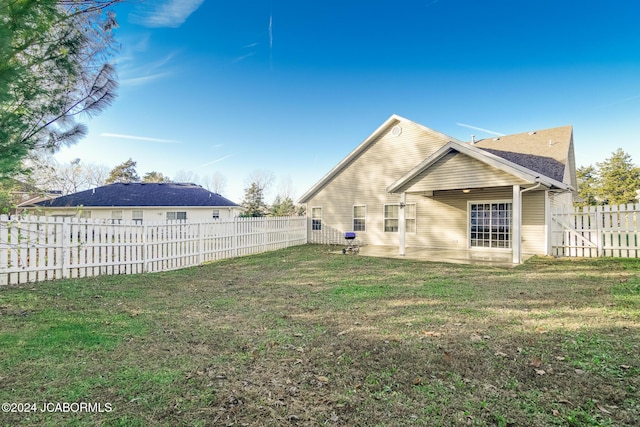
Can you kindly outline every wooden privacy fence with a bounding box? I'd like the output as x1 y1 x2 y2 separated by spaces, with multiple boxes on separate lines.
0 215 307 286
551 203 640 258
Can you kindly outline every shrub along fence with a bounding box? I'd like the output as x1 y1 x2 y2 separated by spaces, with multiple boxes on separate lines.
551 203 640 258
0 215 307 286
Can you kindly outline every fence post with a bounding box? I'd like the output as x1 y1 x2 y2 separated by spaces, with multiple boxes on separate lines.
233 217 238 257
262 217 267 252
0 215 8 286
142 222 148 273
594 205 603 257
59 217 71 279
197 222 204 265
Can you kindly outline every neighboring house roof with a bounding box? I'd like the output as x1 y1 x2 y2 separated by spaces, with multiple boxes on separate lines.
34 183 240 208
7 179 61 210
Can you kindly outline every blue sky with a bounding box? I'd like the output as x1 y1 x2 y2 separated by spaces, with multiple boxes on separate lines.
55 0 640 203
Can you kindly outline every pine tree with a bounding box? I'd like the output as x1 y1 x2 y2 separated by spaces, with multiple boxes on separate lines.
576 165 599 206
596 149 640 205
0 1 121 178
142 171 171 183
106 159 140 184
241 182 267 217
270 195 296 216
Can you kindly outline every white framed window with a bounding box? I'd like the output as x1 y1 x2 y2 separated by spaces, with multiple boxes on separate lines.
166 211 187 221
384 204 399 232
353 205 366 231
111 210 122 224
132 210 143 224
384 203 416 233
311 207 322 231
469 201 512 249
212 209 220 220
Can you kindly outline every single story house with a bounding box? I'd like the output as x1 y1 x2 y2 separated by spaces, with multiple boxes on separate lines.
298 115 577 264
28 182 243 222
6 179 61 214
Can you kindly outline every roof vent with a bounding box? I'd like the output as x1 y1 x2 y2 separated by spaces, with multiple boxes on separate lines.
470 135 476 144
493 137 500 141
528 131 537 135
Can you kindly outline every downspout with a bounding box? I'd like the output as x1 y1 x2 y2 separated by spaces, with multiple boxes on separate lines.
398 192 406 256
515 181 543 263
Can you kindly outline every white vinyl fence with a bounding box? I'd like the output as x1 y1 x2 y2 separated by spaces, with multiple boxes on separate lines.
551 203 640 258
0 215 307 285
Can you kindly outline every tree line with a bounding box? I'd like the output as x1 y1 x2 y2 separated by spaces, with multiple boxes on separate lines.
0 155 305 216
576 148 640 206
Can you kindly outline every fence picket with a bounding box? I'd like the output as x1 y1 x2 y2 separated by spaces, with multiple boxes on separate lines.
551 204 640 258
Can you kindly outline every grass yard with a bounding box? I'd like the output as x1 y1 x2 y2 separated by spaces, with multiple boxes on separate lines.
0 244 639 426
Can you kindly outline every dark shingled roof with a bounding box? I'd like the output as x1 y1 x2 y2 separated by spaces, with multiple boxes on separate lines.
35 183 240 208
481 149 566 182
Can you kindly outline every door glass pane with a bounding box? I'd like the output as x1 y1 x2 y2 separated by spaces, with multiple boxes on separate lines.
469 202 512 248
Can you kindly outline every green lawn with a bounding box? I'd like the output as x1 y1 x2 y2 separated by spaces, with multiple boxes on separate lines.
0 244 638 426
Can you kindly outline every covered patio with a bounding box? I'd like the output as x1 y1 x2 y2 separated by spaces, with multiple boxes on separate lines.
355 245 534 268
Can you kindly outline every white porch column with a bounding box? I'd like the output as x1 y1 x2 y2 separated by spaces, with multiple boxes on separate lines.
399 192 406 256
512 185 522 264
545 190 551 256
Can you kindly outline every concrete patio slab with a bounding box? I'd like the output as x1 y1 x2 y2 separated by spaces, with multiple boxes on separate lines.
350 245 532 268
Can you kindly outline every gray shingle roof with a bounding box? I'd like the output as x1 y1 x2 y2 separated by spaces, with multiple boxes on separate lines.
473 125 573 182
480 149 566 182
35 183 240 208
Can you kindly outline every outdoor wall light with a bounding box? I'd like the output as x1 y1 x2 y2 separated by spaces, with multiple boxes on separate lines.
462 189 471 193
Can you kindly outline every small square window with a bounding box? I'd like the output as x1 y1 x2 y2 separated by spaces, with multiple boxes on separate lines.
111 210 122 224
132 210 143 224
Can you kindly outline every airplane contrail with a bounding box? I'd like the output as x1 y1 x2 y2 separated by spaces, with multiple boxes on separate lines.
456 123 505 136
101 133 182 143
197 154 233 168
269 13 273 71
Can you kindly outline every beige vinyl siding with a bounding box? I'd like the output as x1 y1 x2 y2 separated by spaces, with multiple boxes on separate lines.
522 190 546 254
404 188 515 250
306 120 453 245
404 152 529 192
549 191 574 211
34 207 242 222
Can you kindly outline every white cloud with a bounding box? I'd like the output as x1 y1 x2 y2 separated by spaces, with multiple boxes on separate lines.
119 72 172 87
101 133 182 144
132 0 206 28
117 52 179 87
